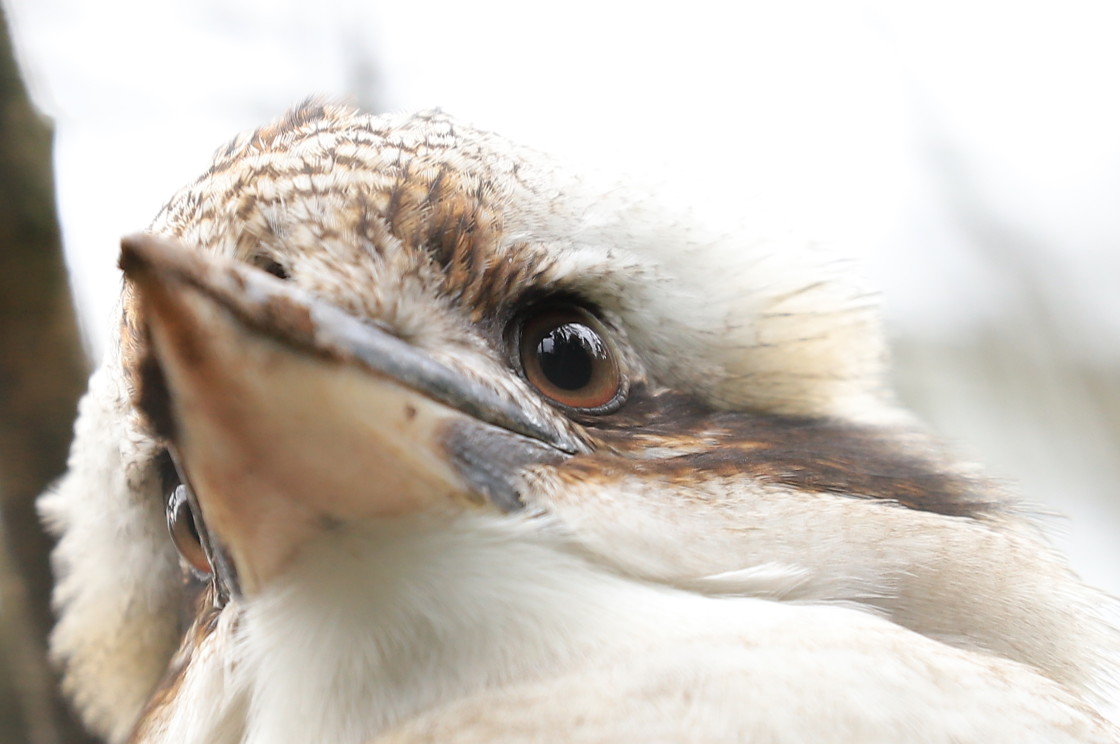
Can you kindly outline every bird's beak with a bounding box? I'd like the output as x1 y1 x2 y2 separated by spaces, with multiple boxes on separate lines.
119 234 576 596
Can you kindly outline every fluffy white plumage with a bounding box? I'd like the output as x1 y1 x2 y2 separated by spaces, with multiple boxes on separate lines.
40 104 1120 743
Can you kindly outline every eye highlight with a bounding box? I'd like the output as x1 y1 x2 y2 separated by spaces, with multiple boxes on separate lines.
167 485 212 577
516 305 623 412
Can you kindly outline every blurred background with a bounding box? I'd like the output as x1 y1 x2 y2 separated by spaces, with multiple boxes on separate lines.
0 0 1117 740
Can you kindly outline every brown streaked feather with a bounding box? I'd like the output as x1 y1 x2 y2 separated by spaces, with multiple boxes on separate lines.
127 585 222 744
146 105 559 334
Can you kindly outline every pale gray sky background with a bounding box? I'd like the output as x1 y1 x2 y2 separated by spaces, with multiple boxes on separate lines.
5 0 1119 597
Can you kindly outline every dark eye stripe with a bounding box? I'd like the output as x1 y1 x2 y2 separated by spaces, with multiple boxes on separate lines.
587 388 995 519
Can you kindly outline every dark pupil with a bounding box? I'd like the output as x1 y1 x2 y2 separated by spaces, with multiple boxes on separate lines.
536 323 602 391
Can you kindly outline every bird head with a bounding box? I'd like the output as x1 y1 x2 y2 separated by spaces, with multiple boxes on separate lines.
40 104 1119 743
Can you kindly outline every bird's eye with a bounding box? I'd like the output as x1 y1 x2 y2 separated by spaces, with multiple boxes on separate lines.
249 254 290 280
517 306 623 411
167 485 212 577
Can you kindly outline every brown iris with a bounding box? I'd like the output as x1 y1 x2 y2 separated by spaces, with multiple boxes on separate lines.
167 485 212 577
518 306 622 411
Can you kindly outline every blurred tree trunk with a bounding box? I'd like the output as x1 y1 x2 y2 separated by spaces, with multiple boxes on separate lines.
0 7 99 744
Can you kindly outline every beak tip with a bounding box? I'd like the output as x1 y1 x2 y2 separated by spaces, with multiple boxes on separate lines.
119 232 158 278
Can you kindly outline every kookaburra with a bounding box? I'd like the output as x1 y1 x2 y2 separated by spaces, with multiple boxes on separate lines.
41 103 1119 743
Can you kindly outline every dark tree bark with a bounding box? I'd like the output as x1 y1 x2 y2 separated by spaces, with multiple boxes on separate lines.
0 7 99 743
